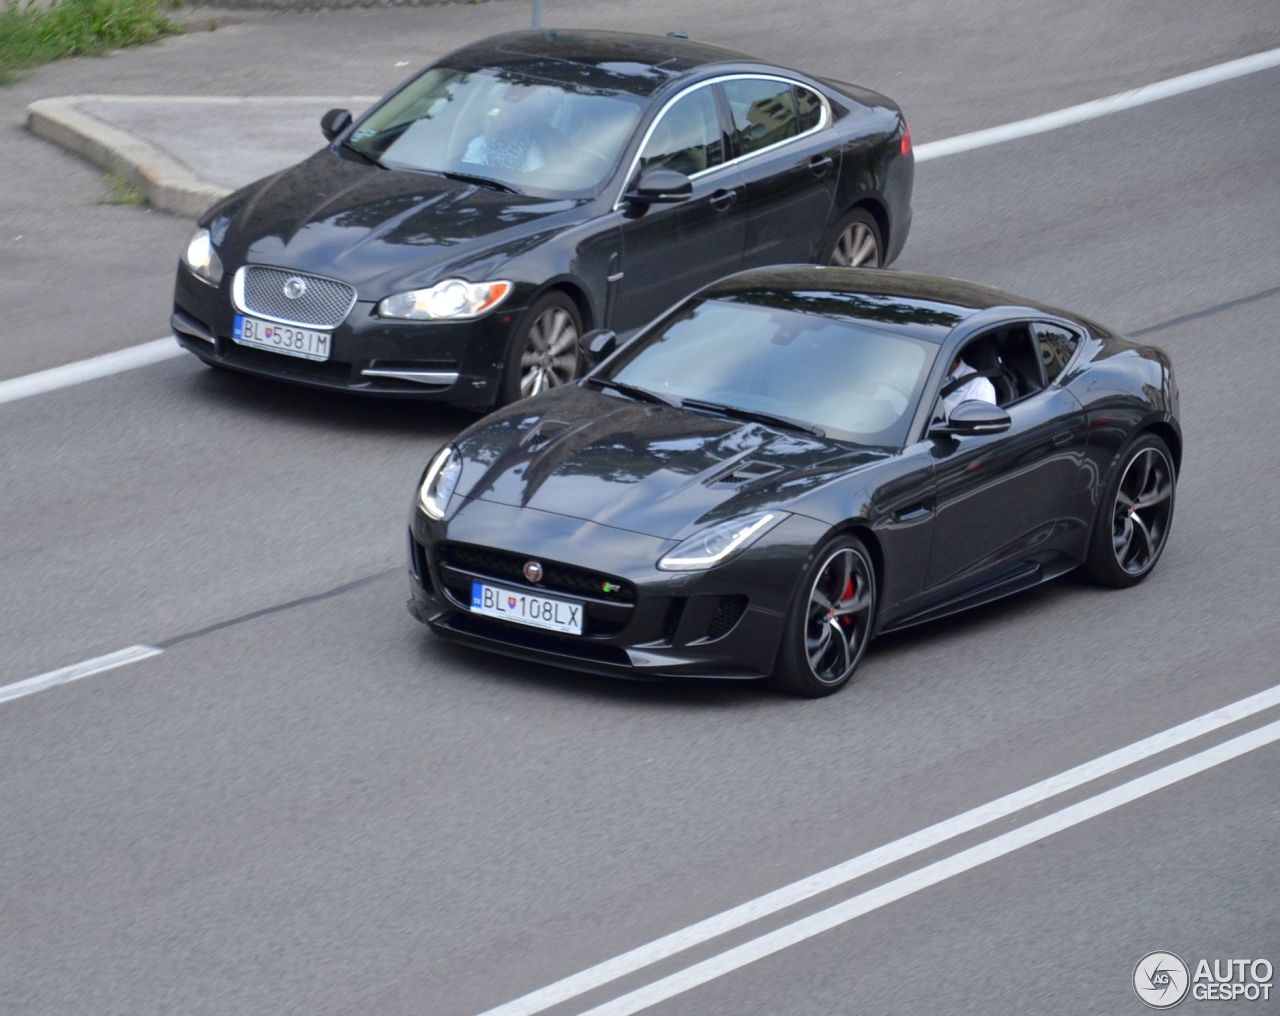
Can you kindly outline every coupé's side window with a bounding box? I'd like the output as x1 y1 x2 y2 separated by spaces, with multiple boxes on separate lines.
638 87 725 178
1032 322 1082 384
794 85 823 132
722 78 799 156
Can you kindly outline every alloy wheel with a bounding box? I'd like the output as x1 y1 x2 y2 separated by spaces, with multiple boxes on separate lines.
830 222 880 267
804 547 874 684
1112 446 1174 575
520 307 579 398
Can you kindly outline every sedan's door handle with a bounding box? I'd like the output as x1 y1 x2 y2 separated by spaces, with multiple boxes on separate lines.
1052 430 1073 448
894 502 933 523
709 188 738 212
808 154 834 176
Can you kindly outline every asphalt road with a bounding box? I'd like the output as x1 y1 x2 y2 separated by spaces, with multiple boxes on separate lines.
3 9 1280 1016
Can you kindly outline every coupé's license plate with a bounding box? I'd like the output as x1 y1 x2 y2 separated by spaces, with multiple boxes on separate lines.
232 314 331 362
470 581 584 635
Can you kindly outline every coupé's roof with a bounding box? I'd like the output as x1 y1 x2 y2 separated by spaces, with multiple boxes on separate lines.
705 267 1069 342
445 29 764 97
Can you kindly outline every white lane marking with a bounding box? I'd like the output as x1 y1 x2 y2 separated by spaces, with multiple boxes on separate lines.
478 680 1280 1016
0 337 181 406
582 717 1280 1016
914 45 1280 161
0 645 164 705
3 48 1280 408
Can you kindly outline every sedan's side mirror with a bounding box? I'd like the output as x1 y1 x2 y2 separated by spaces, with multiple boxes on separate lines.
578 329 618 371
623 169 693 209
930 399 1012 437
321 108 353 142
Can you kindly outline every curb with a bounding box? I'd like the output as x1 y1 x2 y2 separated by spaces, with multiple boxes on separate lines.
27 96 231 217
25 94 378 218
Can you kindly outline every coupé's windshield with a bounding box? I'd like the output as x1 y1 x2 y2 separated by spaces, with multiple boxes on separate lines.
601 293 940 446
344 65 645 196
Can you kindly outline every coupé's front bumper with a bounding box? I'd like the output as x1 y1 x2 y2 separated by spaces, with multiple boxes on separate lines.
171 265 524 407
408 496 828 681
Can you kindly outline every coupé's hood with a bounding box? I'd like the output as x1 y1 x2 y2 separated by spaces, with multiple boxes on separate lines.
206 149 583 294
452 386 892 539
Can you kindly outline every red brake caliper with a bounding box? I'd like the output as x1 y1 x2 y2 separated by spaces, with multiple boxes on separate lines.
840 576 855 626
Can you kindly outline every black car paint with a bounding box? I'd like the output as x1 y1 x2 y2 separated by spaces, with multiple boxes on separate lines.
408 268 1180 681
171 29 912 406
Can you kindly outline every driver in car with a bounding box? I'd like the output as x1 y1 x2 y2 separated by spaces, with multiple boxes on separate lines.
463 95 552 173
941 352 997 415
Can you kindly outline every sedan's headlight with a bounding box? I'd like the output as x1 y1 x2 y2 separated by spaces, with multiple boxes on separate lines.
378 279 512 320
658 512 784 571
182 227 223 286
418 446 462 519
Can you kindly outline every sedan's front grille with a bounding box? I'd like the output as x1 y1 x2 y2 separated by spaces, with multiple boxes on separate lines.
237 266 356 328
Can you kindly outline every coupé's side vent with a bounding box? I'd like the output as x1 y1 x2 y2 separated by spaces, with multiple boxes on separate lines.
713 460 783 486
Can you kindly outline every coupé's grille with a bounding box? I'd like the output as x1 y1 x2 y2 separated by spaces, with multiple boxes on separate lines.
438 543 635 604
239 266 355 328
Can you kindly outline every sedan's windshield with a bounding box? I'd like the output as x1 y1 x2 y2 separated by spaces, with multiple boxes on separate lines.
602 293 940 446
345 65 645 197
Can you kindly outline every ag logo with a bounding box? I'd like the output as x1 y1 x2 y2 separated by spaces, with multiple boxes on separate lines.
1134 951 1190 1008
282 276 307 300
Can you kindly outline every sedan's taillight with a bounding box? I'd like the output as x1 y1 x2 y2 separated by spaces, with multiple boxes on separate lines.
900 121 913 156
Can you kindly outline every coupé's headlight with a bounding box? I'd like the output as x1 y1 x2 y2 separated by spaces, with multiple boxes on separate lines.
182 227 223 286
378 279 512 320
658 512 784 571
418 446 462 519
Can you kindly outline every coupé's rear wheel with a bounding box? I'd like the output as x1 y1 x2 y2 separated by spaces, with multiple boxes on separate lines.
823 208 883 268
498 291 582 405
1084 433 1176 587
770 535 877 697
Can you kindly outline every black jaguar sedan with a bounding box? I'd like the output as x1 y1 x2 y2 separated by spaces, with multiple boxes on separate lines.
407 268 1181 696
171 29 912 407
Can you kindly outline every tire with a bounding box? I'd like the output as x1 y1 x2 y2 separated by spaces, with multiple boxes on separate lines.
497 291 583 405
821 207 884 268
769 534 878 697
1084 433 1177 588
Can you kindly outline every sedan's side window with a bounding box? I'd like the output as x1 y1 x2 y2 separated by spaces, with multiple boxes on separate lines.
1032 322 1082 384
722 78 799 156
638 87 725 178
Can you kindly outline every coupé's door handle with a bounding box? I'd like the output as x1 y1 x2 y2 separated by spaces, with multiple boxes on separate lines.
709 188 738 212
808 154 834 176
1052 430 1073 448
894 503 933 523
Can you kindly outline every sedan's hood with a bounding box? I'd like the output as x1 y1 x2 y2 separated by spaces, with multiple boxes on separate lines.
207 149 583 294
452 386 892 540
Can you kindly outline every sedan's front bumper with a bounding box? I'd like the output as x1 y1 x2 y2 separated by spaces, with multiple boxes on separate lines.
172 265 524 407
408 496 829 681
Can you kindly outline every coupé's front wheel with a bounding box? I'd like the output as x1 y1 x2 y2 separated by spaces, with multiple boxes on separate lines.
770 535 878 697
499 291 582 404
1084 433 1177 588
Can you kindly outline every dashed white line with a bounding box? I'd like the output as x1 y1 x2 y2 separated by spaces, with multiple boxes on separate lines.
580 716 1280 1015
3 47 1280 408
478 680 1280 1016
0 645 164 705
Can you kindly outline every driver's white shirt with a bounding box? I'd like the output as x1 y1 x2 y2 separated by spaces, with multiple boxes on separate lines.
942 358 997 415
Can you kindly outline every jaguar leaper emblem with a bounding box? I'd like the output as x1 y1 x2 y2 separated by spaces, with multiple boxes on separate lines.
283 276 307 300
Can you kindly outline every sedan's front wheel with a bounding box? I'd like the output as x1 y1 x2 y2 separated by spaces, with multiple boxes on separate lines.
499 291 582 405
770 535 877 697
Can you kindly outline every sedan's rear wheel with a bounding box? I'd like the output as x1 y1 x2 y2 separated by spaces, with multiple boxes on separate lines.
770 535 877 697
824 208 883 268
1084 433 1176 587
498 292 582 405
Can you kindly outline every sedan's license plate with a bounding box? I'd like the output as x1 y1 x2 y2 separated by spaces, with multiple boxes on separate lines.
470 581 584 635
232 314 331 362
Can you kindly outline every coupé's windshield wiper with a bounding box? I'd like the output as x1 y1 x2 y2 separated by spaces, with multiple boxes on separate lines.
340 141 386 169
681 398 826 437
585 377 681 408
439 170 523 195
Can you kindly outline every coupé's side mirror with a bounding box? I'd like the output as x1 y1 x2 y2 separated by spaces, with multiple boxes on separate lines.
623 169 693 209
578 329 619 371
321 108 353 142
930 399 1012 437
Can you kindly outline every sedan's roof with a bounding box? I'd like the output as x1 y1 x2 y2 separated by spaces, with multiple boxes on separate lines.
704 267 1072 342
446 29 764 97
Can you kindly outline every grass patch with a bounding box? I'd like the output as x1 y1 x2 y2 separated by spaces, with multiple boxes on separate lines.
0 0 181 84
98 170 147 205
